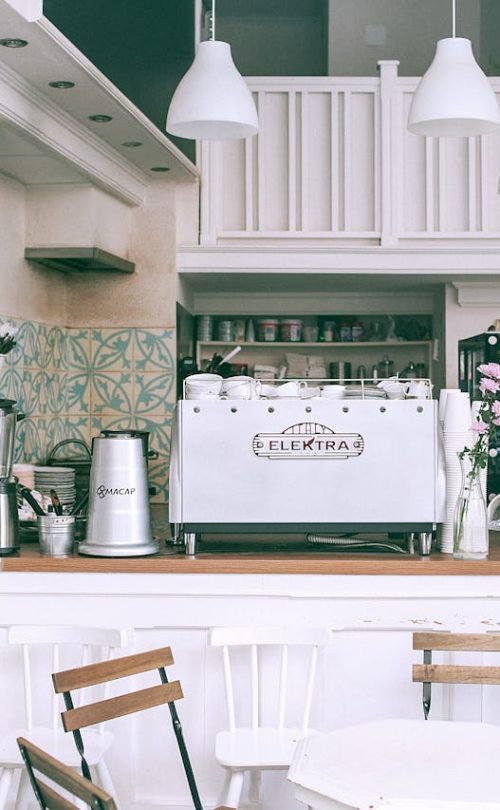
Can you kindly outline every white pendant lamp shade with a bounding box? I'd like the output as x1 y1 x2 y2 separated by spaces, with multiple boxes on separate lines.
166 40 258 140
408 37 500 137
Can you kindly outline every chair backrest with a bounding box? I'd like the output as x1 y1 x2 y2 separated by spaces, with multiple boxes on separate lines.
17 736 117 810
209 626 331 733
52 646 203 810
412 631 500 718
8 625 129 732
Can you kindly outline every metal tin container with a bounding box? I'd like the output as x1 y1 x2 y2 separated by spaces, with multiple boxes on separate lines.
38 514 75 557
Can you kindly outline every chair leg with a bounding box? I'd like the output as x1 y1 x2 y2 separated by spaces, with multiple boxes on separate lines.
14 770 31 810
223 771 245 810
248 771 261 805
94 760 119 808
0 768 14 810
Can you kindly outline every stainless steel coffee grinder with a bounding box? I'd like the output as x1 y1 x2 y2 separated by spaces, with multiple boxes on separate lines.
0 399 22 555
79 430 158 557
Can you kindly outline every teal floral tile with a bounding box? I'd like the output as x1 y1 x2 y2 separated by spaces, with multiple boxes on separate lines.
46 415 74 454
5 369 26 408
92 371 133 414
13 321 46 368
1 316 176 504
21 370 46 415
66 329 91 371
15 417 46 463
91 329 133 371
44 326 67 370
135 372 175 414
148 455 169 503
134 329 174 371
62 416 92 446
134 415 172 457
66 373 90 414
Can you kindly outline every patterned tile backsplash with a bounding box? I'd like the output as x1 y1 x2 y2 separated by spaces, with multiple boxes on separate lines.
0 318 175 502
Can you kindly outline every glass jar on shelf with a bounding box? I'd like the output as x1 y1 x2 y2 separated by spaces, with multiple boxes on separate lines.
378 355 394 379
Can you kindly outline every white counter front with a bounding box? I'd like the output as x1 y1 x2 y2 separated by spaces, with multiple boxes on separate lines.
2 550 500 810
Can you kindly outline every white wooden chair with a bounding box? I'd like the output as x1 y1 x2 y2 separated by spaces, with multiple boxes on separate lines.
209 626 331 809
0 625 129 810
288 632 500 810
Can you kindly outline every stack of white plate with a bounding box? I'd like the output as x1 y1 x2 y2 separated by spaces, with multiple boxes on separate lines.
440 391 473 553
34 466 76 511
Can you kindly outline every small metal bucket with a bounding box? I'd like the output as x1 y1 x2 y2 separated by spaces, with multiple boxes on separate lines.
37 515 75 557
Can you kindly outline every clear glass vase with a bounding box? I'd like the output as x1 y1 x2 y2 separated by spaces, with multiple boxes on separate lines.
453 455 489 560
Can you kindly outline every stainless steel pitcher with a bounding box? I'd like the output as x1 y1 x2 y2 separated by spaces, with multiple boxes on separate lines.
79 431 158 557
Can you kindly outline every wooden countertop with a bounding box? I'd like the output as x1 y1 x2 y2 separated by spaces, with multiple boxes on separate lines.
3 540 500 574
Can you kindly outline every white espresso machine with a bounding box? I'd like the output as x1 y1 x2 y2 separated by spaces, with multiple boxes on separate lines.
169 394 446 555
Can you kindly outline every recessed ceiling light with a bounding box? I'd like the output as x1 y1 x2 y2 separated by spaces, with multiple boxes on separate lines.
122 141 143 148
49 80 75 89
88 114 112 123
150 166 170 172
0 38 28 48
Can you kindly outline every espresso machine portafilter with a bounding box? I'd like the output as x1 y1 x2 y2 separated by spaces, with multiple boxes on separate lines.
0 398 24 555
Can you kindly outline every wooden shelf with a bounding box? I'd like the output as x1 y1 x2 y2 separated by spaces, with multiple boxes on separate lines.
198 341 431 349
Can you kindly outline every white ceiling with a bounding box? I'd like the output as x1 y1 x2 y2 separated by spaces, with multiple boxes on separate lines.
0 1 197 189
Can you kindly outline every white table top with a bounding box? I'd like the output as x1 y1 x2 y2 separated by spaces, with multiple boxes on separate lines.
288 719 500 810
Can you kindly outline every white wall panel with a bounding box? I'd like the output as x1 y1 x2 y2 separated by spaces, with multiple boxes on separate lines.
221 139 246 232
306 92 332 231
201 73 500 246
350 91 376 232
262 92 289 231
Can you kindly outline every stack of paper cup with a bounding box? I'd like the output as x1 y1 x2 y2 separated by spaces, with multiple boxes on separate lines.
440 391 473 553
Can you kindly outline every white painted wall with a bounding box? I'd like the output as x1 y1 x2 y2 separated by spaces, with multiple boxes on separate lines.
328 0 481 76
0 174 66 324
1 177 192 330
444 283 500 387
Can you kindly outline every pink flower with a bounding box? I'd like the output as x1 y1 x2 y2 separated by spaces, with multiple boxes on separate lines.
479 377 500 395
493 400 500 418
479 362 500 381
471 419 488 434
493 417 500 427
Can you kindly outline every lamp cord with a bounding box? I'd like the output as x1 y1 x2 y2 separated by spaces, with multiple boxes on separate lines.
212 0 215 40
452 0 456 37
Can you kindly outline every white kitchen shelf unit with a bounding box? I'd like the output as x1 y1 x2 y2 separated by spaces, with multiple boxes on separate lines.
197 339 433 378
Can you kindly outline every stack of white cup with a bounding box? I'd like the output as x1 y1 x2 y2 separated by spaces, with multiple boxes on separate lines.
440 389 473 553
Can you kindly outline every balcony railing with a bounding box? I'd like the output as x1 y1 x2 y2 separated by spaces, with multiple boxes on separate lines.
199 62 500 247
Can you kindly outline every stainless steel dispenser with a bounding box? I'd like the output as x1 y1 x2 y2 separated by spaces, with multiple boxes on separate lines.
79 431 158 557
0 398 22 555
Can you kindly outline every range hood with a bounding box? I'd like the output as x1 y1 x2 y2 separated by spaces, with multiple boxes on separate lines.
25 247 135 274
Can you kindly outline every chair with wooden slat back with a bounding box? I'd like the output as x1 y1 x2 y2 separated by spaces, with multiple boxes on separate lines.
412 631 500 719
51 645 234 810
17 737 117 810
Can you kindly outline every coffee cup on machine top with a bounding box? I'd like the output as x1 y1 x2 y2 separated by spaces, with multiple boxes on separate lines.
184 373 223 400
221 376 256 400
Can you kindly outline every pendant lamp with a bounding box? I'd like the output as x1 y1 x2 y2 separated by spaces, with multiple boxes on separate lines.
166 0 258 141
408 0 500 137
